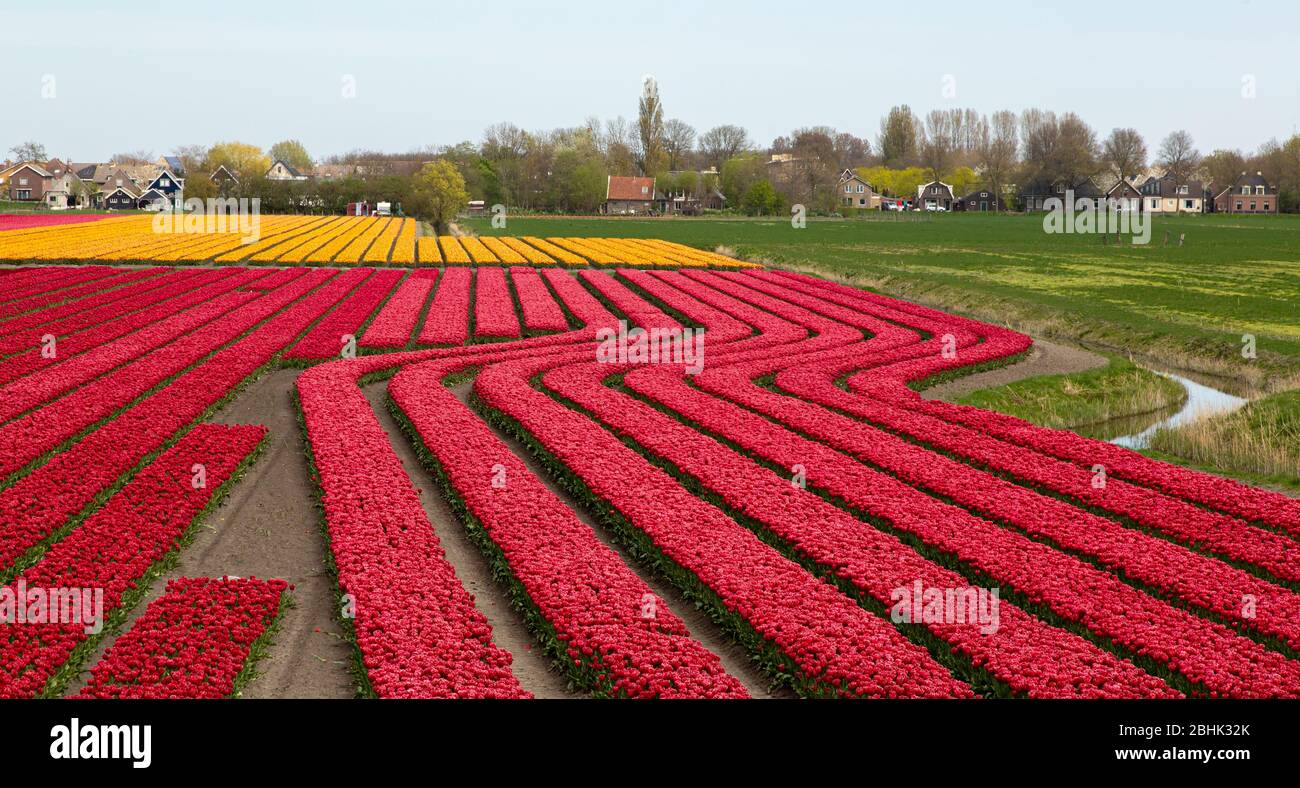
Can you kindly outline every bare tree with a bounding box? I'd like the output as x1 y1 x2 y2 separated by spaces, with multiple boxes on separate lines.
1055 112 1100 186
920 109 957 180
1102 128 1147 181
977 110 1019 210
833 132 872 168
697 125 752 170
1157 130 1201 184
637 77 666 175
9 141 48 162
662 118 696 171
878 105 919 167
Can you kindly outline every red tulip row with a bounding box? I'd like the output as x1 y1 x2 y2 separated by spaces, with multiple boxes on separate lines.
547 361 1178 698
0 277 264 427
0 214 107 232
0 267 204 346
76 576 288 699
510 267 568 331
0 267 124 317
360 270 437 348
0 423 265 698
284 268 404 359
0 270 315 478
389 358 749 698
540 267 616 326
0 270 246 384
297 361 529 698
0 268 347 575
472 352 974 698
767 270 1300 535
0 267 164 337
0 269 138 322
473 267 521 338
417 266 471 344
669 271 1300 649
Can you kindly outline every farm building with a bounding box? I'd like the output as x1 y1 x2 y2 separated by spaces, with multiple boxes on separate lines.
604 175 656 215
1139 174 1208 213
266 159 308 181
838 170 880 209
916 180 956 210
1213 172 1279 214
954 188 999 211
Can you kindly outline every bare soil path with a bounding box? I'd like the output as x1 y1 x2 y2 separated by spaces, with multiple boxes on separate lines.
920 337 1108 402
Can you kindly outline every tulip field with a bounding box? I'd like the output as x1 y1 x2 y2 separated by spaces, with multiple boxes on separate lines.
0 214 755 268
2 247 1300 700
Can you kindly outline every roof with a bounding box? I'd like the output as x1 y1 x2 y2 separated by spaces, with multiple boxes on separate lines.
267 159 304 178
10 163 53 178
103 182 141 199
210 164 240 182
606 175 656 201
838 169 873 188
916 180 955 199
958 188 997 201
163 155 184 173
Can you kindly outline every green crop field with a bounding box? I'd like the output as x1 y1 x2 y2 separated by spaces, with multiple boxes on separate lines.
465 213 1300 393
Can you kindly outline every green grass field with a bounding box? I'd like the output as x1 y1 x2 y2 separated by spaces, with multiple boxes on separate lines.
465 213 1300 393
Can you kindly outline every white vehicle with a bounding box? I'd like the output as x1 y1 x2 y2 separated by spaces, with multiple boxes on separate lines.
375 201 393 216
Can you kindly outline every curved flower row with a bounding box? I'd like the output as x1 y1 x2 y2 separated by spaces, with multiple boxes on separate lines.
390 359 748 698
77 576 287 699
297 361 528 698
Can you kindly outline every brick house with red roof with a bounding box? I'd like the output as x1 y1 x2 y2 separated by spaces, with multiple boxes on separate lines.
604 175 656 215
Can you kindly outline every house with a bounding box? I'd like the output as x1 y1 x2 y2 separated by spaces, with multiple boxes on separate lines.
137 189 170 211
604 175 656 215
916 180 956 210
102 182 141 210
1139 174 1207 213
266 159 308 181
837 170 879 209
701 188 726 211
1102 178 1142 212
954 188 999 212
1018 178 1068 211
5 163 52 202
210 164 240 195
1212 172 1279 214
142 168 184 206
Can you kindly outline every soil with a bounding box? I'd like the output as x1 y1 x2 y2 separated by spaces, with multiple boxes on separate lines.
920 337 1108 402
66 369 357 698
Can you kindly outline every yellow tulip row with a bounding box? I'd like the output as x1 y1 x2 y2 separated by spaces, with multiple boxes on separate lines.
0 215 757 268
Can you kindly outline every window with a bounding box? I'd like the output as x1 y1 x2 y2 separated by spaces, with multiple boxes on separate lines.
18 177 28 186
1241 186 1250 195
857 185 864 193
1176 185 1188 194
17 189 31 199
1236 201 1243 210
1184 199 1194 209
640 186 648 195
858 198 866 206
980 201 988 211
116 178 123 186
1256 185 1265 194
1250 202 1257 211
1263 202 1270 210
845 185 852 193
160 177 170 187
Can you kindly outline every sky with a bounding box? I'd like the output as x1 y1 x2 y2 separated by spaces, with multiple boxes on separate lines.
4 0 1298 162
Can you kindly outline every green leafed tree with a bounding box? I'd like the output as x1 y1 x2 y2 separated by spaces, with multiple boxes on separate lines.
269 139 313 172
410 159 469 231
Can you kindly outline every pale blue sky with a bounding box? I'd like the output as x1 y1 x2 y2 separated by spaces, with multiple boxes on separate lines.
5 0 1297 161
